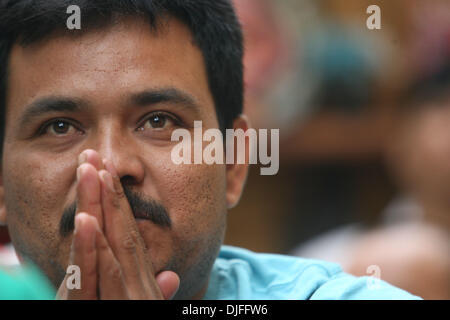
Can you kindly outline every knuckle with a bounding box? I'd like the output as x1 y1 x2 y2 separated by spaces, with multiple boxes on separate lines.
115 188 126 200
97 238 109 252
109 265 123 282
111 196 122 209
129 230 139 242
121 235 136 253
113 177 126 198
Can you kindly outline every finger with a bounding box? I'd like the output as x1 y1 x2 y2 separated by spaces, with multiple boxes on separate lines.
58 213 98 300
76 163 103 230
100 161 165 299
155 271 180 300
78 149 104 171
95 226 129 300
101 160 146 251
98 168 153 298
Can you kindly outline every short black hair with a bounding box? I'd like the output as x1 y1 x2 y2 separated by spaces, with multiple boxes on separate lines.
0 0 244 157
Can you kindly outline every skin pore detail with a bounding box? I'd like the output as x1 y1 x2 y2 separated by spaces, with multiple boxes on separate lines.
1 15 249 299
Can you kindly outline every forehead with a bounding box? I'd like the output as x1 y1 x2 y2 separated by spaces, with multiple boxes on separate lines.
6 16 215 122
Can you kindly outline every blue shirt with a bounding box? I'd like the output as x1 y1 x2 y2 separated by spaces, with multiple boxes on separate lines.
0 265 55 300
204 245 421 300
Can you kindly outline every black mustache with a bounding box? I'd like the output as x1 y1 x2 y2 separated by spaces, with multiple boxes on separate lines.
59 187 171 237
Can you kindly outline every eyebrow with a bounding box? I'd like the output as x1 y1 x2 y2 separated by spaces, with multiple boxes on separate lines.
18 97 85 127
18 88 202 127
130 88 200 112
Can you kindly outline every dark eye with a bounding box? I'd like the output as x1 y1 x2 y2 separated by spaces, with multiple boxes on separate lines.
42 120 78 136
138 113 178 131
147 114 167 129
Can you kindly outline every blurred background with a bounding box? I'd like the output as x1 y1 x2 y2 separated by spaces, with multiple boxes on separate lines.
224 0 450 299
1 0 449 299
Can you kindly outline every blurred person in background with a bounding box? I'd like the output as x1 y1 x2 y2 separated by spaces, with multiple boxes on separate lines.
232 0 449 300
293 46 450 300
275 0 400 252
233 0 313 131
225 0 313 253
288 0 450 300
227 0 391 253
347 60 450 300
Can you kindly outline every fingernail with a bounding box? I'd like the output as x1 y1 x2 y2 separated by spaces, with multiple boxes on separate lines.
78 152 87 166
101 170 115 193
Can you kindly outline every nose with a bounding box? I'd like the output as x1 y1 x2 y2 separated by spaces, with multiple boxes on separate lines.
94 124 145 187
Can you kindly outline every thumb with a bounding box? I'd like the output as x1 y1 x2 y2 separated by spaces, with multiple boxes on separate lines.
155 271 180 300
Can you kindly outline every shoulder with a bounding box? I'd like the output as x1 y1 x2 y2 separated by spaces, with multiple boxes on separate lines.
205 245 421 300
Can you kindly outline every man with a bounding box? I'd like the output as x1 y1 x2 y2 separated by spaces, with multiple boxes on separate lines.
345 62 450 299
0 0 418 299
293 60 450 299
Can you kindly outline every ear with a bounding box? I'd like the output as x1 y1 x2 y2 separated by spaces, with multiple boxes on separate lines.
0 169 6 226
225 115 251 209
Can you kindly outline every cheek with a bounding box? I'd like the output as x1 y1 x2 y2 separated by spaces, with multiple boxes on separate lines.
5 152 75 219
149 157 227 247
2 152 76 275
136 159 227 276
167 163 226 230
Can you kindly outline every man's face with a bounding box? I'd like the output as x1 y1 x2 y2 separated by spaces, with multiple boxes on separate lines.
0 17 240 298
